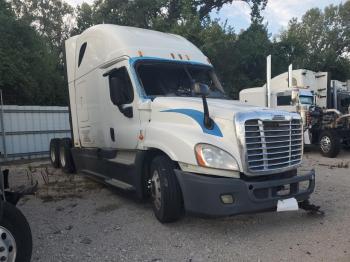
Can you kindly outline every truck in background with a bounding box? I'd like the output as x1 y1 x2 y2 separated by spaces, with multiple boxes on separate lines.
50 25 316 223
240 56 350 157
329 79 350 114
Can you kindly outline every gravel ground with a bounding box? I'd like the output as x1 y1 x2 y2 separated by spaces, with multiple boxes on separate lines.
6 148 350 262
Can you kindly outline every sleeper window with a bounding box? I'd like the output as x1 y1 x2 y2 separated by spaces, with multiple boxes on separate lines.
78 42 87 67
108 67 134 105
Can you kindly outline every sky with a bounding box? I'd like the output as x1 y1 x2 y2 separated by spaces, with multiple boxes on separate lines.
65 0 346 35
214 0 346 35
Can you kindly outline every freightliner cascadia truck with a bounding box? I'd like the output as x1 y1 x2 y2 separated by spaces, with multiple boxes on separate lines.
49 25 316 223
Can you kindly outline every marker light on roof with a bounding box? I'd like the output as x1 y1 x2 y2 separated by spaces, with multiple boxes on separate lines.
138 50 143 57
178 54 183 60
170 53 175 59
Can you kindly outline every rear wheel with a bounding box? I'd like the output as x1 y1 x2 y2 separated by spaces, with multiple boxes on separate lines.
150 155 183 223
59 138 75 173
0 202 32 262
319 130 340 158
49 138 60 168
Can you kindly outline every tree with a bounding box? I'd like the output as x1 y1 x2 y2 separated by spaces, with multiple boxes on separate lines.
196 0 267 20
74 2 93 34
4 0 349 106
11 0 74 59
0 0 67 105
278 2 350 80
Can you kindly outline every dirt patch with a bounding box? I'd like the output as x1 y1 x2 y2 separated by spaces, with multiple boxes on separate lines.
95 203 120 213
318 161 349 169
4 160 104 203
37 176 104 203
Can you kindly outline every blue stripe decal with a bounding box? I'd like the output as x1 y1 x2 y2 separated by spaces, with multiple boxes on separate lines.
161 109 223 137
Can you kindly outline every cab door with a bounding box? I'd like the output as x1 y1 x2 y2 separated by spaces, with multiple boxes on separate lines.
102 61 140 150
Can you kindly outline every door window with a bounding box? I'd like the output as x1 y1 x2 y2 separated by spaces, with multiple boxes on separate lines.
108 67 134 105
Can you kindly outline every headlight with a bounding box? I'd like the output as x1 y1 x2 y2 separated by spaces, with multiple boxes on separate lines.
195 144 239 171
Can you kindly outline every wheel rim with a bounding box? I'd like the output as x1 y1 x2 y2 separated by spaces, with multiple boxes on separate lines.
0 226 17 262
320 136 331 153
151 170 162 210
50 147 56 162
60 148 66 167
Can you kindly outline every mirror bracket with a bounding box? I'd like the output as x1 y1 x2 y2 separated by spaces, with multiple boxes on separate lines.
192 82 213 130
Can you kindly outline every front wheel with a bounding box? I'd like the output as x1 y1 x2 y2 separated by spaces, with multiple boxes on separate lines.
319 130 340 158
0 202 32 262
150 155 183 223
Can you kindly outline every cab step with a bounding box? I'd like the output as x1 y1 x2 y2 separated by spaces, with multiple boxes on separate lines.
105 178 135 191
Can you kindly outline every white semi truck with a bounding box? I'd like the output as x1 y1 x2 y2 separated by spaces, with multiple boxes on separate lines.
240 59 350 158
50 25 316 222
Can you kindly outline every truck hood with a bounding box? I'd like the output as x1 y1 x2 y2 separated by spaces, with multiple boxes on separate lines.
151 97 268 120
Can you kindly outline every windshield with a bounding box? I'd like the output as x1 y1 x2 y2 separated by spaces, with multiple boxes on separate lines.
299 95 313 105
135 61 227 99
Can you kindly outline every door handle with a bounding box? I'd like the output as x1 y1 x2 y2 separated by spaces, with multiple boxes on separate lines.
110 128 115 142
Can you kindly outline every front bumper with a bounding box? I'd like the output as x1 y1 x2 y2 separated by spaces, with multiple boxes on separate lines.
175 169 315 217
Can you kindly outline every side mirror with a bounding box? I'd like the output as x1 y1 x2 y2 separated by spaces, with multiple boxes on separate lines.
193 82 210 96
120 104 133 118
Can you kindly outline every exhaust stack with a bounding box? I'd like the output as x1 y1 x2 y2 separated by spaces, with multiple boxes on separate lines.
266 55 271 108
288 64 293 88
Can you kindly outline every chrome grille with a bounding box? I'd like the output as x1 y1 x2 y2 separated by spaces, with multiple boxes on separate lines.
244 119 302 172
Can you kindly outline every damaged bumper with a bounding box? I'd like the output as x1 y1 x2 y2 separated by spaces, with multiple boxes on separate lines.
175 169 315 217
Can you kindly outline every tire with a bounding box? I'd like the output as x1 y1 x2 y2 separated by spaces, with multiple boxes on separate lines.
59 138 75 173
0 202 32 262
150 155 183 223
49 138 60 168
319 130 341 158
343 140 350 150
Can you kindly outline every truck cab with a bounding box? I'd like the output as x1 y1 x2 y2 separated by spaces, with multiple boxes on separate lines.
52 25 315 222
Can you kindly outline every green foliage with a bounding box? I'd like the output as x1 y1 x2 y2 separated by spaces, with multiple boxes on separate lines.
0 0 349 105
277 2 350 81
0 0 67 105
